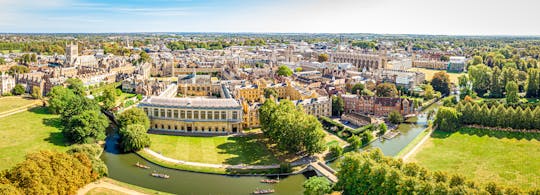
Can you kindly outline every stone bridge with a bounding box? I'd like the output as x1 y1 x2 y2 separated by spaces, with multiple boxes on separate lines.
308 162 338 183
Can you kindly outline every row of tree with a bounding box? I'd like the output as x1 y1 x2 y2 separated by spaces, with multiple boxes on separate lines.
259 100 326 155
0 145 106 195
48 79 109 144
458 101 540 130
334 149 538 195
465 64 528 98
166 39 266 51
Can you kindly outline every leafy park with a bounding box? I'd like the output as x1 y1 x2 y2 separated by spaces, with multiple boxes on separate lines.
0 96 39 114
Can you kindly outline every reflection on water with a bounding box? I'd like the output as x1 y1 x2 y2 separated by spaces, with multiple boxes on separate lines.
102 103 440 194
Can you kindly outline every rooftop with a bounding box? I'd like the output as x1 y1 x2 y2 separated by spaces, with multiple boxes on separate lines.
140 96 241 109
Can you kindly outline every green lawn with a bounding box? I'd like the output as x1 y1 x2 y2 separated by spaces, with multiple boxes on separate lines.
148 134 279 165
0 96 38 113
408 68 465 84
86 187 127 195
0 107 68 170
410 127 540 190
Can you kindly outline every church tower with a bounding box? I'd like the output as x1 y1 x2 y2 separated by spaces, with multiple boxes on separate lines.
65 42 78 67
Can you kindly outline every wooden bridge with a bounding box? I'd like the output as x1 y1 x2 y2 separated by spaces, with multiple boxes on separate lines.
308 162 338 183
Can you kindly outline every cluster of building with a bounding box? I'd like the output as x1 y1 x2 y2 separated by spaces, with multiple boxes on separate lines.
0 37 458 135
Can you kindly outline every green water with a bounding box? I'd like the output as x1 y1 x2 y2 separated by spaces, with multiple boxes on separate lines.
102 102 441 194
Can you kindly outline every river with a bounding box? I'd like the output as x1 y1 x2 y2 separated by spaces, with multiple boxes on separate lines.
101 102 440 195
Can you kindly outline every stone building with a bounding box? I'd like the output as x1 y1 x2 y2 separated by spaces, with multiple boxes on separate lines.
293 96 332 117
235 80 317 102
330 52 387 70
0 73 15 95
138 96 243 134
177 74 221 97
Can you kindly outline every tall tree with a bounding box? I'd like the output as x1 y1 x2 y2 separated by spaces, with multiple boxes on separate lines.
505 81 519 104
331 95 344 116
375 83 398 97
490 66 503 98
526 68 540 98
350 83 365 94
119 124 151 152
468 64 492 96
431 71 451 95
434 107 461 132
64 110 109 143
117 108 151 130
12 84 25 95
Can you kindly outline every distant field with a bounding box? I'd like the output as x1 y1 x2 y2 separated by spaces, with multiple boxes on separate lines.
0 96 39 114
148 133 279 165
0 107 68 170
409 127 540 190
408 68 465 84
0 49 21 54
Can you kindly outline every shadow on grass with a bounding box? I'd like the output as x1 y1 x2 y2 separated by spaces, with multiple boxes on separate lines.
44 132 69 146
217 134 278 166
431 127 540 141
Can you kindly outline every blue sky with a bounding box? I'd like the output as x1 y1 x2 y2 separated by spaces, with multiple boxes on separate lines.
1 0 540 35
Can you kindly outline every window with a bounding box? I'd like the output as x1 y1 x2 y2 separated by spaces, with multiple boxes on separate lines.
174 125 178 130
187 111 192 119
160 109 165 117
208 111 213 120
214 111 219 120
168 125 171 130
221 111 226 120
143 108 148 115
154 124 158 128
180 110 185 119
232 111 238 120
174 110 178 118
201 111 206 119
167 110 172 118
194 111 199 119
154 109 159 117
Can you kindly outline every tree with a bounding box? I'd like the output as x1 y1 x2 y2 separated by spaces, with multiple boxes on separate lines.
490 66 503 98
263 88 278 99
277 65 293 77
468 64 492 96
347 135 361 150
526 68 540 98
505 81 519 104
424 84 435 100
440 55 449 61
138 51 151 64
361 131 374 145
303 177 332 195
64 110 109 143
12 84 25 95
7 65 29 75
471 56 483 65
47 86 76 114
2 151 97 195
101 86 117 110
375 83 398 97
317 53 329 63
66 78 85 95
259 100 326 155
331 96 344 116
119 124 151 152
350 83 365 94
431 71 451 95
328 145 343 159
67 144 108 177
434 107 461 132
378 123 388 136
117 108 150 130
31 86 41 99
388 111 403 124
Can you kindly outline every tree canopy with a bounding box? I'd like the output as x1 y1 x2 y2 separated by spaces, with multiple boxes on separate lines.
431 71 451 95
119 124 151 152
259 100 326 155
277 65 293 77
303 176 332 195
317 53 329 63
117 108 150 130
375 83 398 97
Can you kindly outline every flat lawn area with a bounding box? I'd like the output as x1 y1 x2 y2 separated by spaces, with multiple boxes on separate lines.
0 96 38 113
0 107 68 170
148 133 280 165
409 127 540 190
408 68 464 84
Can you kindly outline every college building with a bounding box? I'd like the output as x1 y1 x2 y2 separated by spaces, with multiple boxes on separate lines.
138 96 243 134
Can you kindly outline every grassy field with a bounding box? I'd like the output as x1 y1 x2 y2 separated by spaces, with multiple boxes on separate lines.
409 127 540 190
0 96 39 114
147 133 279 165
0 50 21 54
0 107 68 170
408 68 465 84
395 127 431 158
